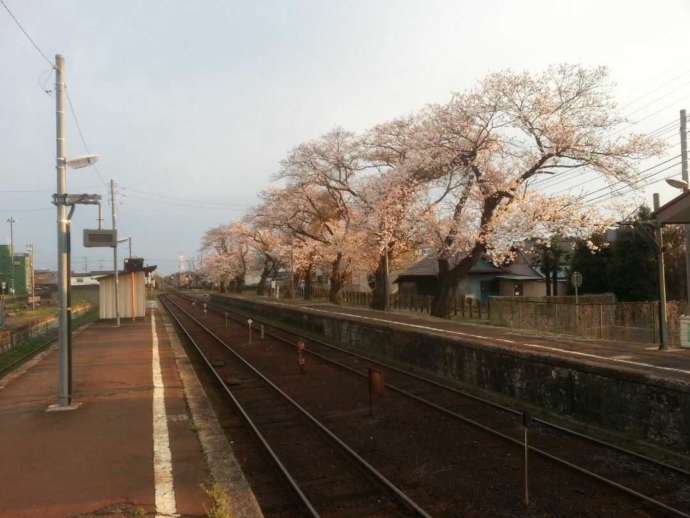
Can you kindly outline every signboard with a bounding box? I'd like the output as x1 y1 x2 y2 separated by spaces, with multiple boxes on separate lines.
571 271 583 288
83 229 117 248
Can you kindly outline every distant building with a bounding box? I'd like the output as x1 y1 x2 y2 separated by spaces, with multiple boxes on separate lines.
0 245 33 296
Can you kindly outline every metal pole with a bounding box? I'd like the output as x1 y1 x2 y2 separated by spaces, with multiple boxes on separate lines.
7 217 15 295
111 179 120 327
128 237 132 259
54 54 72 407
523 412 530 506
29 244 35 310
681 109 690 303
654 193 669 350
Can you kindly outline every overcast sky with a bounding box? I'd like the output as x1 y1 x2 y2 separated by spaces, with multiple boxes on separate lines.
2 0 689 273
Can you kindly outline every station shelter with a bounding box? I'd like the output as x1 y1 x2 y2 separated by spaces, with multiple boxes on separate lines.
97 259 156 320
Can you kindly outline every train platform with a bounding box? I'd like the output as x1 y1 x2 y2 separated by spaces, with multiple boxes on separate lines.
0 301 261 518
212 293 690 384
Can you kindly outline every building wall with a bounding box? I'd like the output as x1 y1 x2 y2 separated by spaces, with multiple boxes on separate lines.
0 246 32 296
498 280 547 297
98 271 146 319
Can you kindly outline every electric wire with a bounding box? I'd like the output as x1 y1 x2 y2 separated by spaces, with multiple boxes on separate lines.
0 0 54 68
64 88 108 189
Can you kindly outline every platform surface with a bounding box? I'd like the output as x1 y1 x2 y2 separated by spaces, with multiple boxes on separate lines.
221 294 690 384
0 305 211 518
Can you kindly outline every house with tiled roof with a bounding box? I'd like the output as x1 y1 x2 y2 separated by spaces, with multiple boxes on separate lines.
394 251 559 303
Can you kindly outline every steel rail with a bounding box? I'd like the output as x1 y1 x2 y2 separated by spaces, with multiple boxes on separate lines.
190 294 690 518
200 293 690 479
163 295 431 518
161 297 321 517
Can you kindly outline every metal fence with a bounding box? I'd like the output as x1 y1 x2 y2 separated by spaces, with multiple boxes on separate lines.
488 297 689 345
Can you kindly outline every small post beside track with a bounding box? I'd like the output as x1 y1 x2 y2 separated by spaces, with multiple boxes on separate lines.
260 324 265 340
247 318 253 344
224 311 228 328
523 411 531 507
368 368 385 417
297 340 306 374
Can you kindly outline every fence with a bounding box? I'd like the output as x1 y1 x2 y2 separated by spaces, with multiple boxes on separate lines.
488 297 689 345
291 287 486 320
0 304 91 354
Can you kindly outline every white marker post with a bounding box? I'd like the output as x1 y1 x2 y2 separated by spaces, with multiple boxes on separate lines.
247 318 253 344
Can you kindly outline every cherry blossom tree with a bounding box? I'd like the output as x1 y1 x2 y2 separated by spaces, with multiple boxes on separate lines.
276 128 368 303
409 65 663 317
200 222 251 292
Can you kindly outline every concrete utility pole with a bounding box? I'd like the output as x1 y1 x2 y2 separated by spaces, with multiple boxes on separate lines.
111 179 120 326
54 54 72 407
27 244 36 310
6 217 15 295
653 193 669 350
680 109 690 302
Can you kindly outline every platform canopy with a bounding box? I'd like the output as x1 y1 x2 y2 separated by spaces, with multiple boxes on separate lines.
653 190 690 225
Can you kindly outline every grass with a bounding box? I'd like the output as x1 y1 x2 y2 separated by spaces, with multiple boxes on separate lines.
0 309 99 375
203 482 233 518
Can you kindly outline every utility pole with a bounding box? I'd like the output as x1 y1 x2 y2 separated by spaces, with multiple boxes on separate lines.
111 179 120 326
128 237 132 258
653 193 669 350
680 109 690 303
6 217 15 295
54 54 73 407
27 244 36 310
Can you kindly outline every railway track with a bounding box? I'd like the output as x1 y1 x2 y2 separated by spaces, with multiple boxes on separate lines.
161 294 430 517
172 291 690 517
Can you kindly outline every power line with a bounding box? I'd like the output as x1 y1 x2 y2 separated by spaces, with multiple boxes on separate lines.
64 87 108 188
0 0 54 68
555 154 681 198
583 161 682 206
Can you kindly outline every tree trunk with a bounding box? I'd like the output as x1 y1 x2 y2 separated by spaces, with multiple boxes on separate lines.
233 275 245 293
329 253 345 304
430 258 457 317
430 246 483 318
544 266 552 296
256 264 270 296
370 252 390 311
552 269 558 296
220 279 226 293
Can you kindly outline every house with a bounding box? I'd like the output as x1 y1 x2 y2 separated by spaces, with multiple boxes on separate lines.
394 252 551 303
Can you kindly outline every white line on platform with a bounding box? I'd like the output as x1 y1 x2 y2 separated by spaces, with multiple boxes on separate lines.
273 302 690 378
151 310 177 517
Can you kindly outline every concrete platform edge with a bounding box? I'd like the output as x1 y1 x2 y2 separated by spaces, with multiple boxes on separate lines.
158 301 264 518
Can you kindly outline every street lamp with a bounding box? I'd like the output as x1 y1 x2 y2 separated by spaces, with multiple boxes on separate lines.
666 178 689 191
50 53 102 411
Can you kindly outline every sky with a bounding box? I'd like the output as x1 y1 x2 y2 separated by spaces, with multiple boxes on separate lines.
1 0 690 274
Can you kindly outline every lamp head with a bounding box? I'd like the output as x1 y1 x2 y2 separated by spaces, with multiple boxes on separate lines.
666 178 689 191
66 154 99 170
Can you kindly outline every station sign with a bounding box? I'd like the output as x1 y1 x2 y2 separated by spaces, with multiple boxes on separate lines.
83 229 117 248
